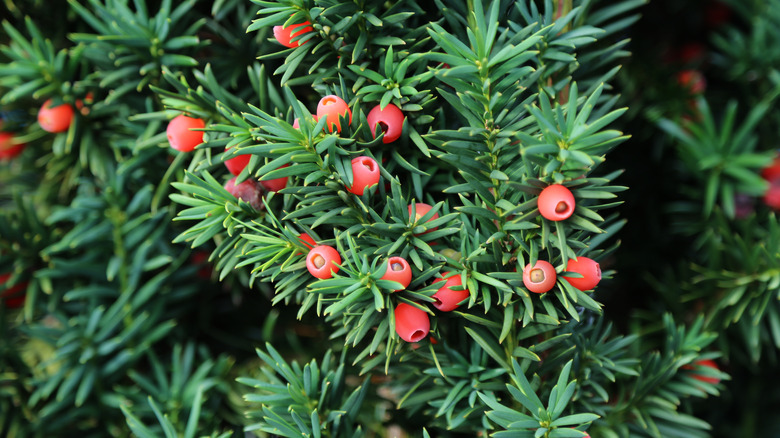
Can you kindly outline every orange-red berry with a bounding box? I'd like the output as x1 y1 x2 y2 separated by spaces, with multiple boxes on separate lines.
562 257 602 291
316 95 351 133
523 260 557 294
381 256 412 291
394 303 429 342
432 272 468 311
224 146 251 176
367 103 404 143
408 203 439 235
167 115 205 152
538 184 575 221
273 21 313 48
685 359 721 384
306 245 341 279
347 156 380 195
0 132 25 160
259 163 289 192
38 99 74 133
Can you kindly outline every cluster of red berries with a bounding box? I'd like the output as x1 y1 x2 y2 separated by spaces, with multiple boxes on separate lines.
522 257 602 294
302 203 443 343
309 94 405 143
166 93 405 206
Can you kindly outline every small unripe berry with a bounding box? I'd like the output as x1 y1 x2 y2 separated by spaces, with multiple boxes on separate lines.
523 260 556 294
316 95 351 133
347 156 380 195
432 272 469 311
562 257 602 291
273 21 313 48
381 256 412 291
224 176 264 210
394 303 429 342
38 99 74 133
367 103 404 143
306 245 341 279
538 184 575 221
167 115 205 152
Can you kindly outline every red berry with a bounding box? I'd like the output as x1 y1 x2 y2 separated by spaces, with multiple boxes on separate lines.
0 273 27 309
432 272 469 312
273 21 313 48
298 233 316 249
677 69 706 95
306 245 341 279
292 115 318 129
686 359 721 384
538 184 575 221
764 181 780 210
705 1 732 28
394 303 429 342
259 163 289 192
408 203 439 235
224 176 264 210
38 99 74 133
294 233 317 255
190 251 212 279
0 132 25 160
347 156 380 195
167 115 205 152
367 103 404 143
224 146 251 176
562 257 601 291
316 95 352 133
381 256 412 291
523 260 556 294
761 155 780 182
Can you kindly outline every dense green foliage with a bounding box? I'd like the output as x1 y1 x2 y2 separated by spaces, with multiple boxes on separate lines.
2 0 778 437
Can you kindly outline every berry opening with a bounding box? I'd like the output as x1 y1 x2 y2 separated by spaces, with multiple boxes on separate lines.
409 330 426 342
391 262 403 271
322 97 337 106
378 121 389 134
433 297 442 307
361 158 375 172
313 254 326 269
555 201 570 214
530 268 545 283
